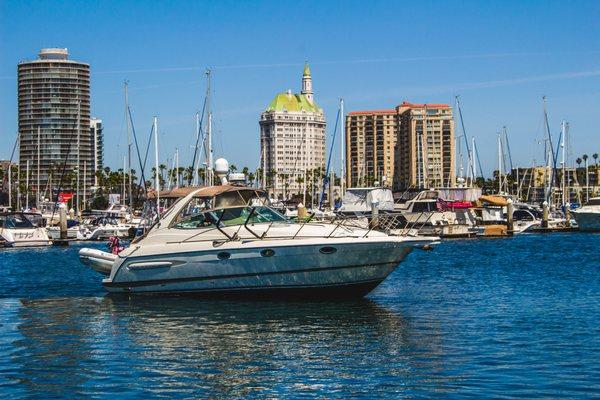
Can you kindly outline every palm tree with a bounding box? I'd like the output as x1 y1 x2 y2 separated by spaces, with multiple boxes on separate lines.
229 164 237 173
158 164 167 189
594 153 598 167
247 172 255 187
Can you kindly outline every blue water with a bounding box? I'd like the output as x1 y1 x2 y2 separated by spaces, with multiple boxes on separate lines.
0 234 598 398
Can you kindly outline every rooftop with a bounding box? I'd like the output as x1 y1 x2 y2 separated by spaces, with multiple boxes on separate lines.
303 62 311 77
397 101 450 109
348 109 396 116
265 92 322 113
39 48 69 60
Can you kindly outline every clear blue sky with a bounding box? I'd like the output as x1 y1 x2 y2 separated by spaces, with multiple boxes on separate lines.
1 0 600 177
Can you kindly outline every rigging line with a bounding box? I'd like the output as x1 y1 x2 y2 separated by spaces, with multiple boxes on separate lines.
543 99 559 197
320 107 341 209
189 95 208 185
456 96 475 182
127 105 147 192
2 133 19 189
142 123 154 176
504 127 514 172
473 139 485 181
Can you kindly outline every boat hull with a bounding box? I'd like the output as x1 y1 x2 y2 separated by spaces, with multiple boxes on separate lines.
100 239 417 298
572 211 600 231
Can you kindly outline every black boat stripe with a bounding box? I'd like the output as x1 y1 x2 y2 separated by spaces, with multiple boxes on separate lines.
105 261 398 288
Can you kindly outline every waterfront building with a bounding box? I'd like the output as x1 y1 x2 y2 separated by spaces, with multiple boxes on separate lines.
17 48 94 205
345 110 398 188
393 102 455 191
510 166 599 204
259 63 326 198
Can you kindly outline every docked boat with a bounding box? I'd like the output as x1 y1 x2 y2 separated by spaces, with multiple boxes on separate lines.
571 197 600 231
79 185 437 297
83 217 133 240
0 212 52 247
394 190 477 237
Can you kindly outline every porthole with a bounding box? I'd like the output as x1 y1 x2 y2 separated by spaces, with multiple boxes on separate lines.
217 251 231 260
319 246 337 255
260 249 275 257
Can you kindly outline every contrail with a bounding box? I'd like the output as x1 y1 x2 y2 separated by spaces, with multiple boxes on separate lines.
89 51 600 75
0 51 597 79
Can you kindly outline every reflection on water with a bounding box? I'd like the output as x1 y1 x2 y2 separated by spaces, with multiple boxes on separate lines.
1 234 599 397
2 296 454 398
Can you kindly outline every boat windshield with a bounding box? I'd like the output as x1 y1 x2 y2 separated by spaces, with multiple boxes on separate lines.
173 206 287 229
0 213 35 229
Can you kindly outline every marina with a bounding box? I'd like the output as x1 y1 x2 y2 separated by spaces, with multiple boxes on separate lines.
0 234 598 397
2 1 600 397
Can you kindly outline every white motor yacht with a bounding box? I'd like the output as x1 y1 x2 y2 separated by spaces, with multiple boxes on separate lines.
79 185 437 297
0 212 52 247
83 216 133 240
572 197 600 231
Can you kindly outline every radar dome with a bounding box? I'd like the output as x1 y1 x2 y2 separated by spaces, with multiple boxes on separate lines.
215 158 229 175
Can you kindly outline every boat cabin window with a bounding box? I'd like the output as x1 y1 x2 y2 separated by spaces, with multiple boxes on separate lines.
173 206 287 229
0 214 35 229
586 198 600 206
411 201 437 213
214 190 268 209
513 210 535 221
172 212 216 229
210 206 287 226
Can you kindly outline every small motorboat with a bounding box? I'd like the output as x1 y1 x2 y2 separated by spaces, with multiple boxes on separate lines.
79 184 437 298
0 212 52 247
572 197 600 231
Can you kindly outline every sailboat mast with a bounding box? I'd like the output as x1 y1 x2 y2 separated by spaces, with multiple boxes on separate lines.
76 100 81 214
122 156 126 204
83 161 87 209
340 98 345 196
205 69 213 185
154 116 160 211
175 147 179 188
37 126 40 207
25 159 29 208
194 112 200 186
8 159 12 209
561 120 567 206
472 136 477 183
125 81 133 209
498 132 502 194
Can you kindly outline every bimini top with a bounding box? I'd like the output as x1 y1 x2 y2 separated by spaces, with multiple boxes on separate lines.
149 185 266 199
478 195 509 207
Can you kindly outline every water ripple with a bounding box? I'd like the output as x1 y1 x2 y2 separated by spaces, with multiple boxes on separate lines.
0 234 598 397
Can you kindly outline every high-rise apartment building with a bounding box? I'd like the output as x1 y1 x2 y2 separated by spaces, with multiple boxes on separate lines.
259 63 326 198
393 102 455 190
17 48 94 204
345 110 398 188
345 101 455 192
